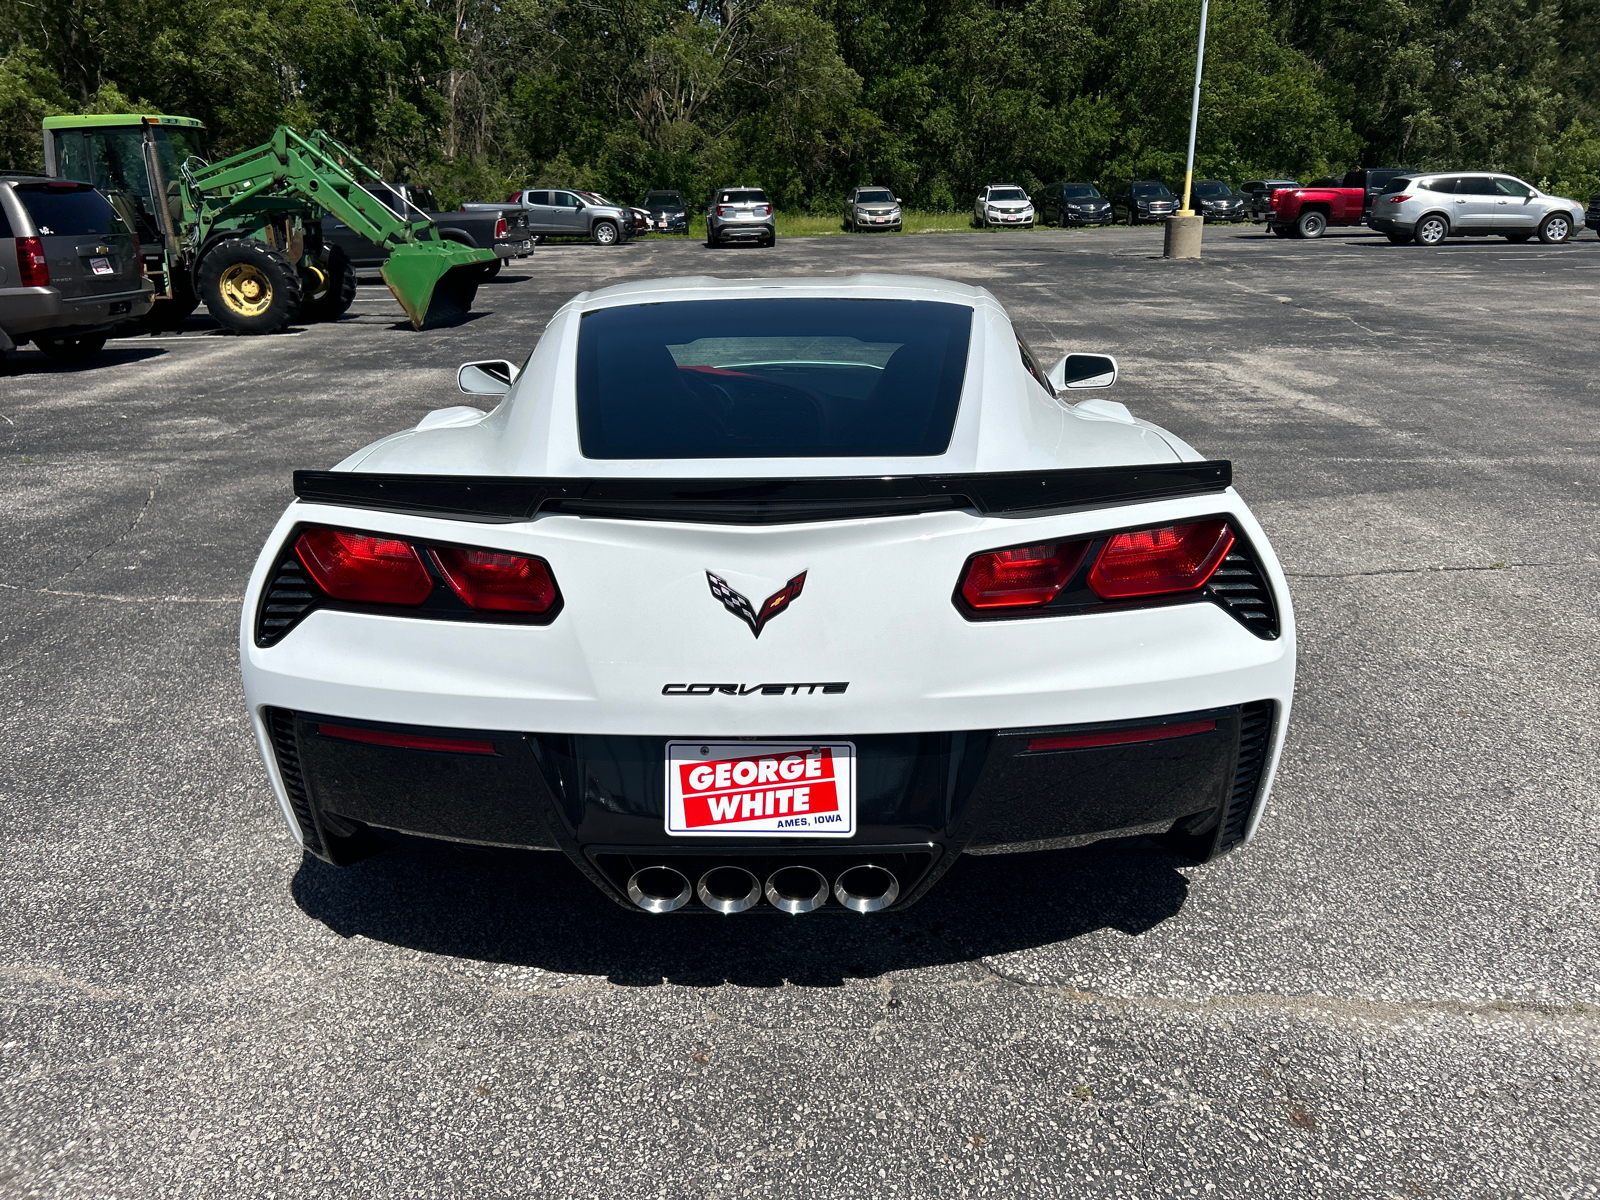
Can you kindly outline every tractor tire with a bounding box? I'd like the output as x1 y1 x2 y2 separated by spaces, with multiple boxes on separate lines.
35 332 108 363
299 246 357 323
198 239 303 334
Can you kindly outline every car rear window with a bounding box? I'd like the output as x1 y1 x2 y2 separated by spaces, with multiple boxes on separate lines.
576 299 974 459
718 189 766 204
15 183 120 236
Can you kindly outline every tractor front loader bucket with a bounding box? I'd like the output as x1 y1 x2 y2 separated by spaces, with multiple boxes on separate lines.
381 241 498 330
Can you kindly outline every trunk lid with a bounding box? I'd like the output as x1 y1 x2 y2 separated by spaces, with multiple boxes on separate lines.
16 182 142 298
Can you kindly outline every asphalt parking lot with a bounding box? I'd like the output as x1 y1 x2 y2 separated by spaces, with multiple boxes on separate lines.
3 222 1598 1199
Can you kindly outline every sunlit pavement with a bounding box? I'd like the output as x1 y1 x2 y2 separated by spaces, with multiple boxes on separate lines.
2 224 1597 1197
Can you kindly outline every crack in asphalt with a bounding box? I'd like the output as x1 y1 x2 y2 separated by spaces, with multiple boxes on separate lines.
1285 558 1597 578
46 472 161 586
0 582 237 604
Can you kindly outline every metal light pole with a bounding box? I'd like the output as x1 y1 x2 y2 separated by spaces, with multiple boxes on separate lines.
1179 0 1210 215
1165 0 1209 257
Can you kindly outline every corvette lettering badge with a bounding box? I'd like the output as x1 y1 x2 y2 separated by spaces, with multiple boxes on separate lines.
706 570 806 638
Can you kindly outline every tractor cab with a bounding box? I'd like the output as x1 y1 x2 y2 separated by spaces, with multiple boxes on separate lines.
43 114 208 322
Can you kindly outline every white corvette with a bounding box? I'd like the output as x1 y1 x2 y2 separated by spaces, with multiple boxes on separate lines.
241 275 1295 915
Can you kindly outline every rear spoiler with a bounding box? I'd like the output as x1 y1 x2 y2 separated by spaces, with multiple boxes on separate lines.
292 462 1231 525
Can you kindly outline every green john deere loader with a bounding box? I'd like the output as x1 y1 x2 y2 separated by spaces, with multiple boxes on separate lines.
42 115 495 333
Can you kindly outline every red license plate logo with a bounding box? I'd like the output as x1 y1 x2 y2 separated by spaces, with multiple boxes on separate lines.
665 742 856 837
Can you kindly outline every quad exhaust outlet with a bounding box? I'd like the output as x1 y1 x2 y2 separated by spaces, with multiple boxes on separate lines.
627 862 900 913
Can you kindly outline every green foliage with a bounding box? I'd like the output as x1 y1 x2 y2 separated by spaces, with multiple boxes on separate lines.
0 0 1594 206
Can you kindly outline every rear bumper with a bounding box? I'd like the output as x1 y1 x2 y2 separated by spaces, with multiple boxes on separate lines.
258 700 1280 911
712 222 774 241
493 239 534 258
0 281 155 338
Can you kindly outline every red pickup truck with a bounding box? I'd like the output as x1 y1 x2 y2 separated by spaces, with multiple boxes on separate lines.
1270 183 1366 238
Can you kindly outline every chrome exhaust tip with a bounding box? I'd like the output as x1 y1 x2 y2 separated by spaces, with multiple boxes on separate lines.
765 865 830 914
627 865 692 913
834 864 900 913
697 865 763 914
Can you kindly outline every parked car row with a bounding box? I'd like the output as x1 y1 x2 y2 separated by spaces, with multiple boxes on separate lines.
1264 169 1588 245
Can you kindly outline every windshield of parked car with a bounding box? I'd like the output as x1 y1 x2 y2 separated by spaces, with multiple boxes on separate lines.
644 191 683 207
987 188 1027 202
1195 181 1232 198
1061 185 1101 198
15 182 126 236
718 189 767 204
1131 183 1172 198
855 189 895 203
576 299 974 459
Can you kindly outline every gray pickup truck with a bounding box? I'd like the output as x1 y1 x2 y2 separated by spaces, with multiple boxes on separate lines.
325 183 533 276
463 189 633 246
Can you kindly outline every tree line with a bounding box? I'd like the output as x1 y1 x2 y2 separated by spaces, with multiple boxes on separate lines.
2 0 1598 211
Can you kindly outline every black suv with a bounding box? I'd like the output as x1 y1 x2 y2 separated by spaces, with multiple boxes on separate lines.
1188 179 1247 222
641 190 689 234
1036 182 1113 227
1111 181 1177 224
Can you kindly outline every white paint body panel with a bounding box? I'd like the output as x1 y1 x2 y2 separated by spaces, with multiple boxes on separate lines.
240 275 1296 847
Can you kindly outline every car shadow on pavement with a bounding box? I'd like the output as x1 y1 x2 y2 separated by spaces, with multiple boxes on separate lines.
290 836 1191 987
2 346 167 373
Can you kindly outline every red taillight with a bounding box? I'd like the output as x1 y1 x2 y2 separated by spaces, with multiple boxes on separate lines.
494 216 508 239
1086 520 1234 600
1027 719 1216 752
1388 194 1410 203
758 205 772 217
960 540 1089 609
295 528 434 606
17 236 48 287
430 546 559 613
717 205 734 217
316 723 498 755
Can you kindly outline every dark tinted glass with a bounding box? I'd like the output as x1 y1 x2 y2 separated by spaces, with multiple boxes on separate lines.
1131 183 1171 198
16 183 119 235
409 186 439 211
644 191 682 206
1061 185 1101 198
1420 177 1453 193
987 187 1027 201
718 189 766 203
576 299 974 459
1380 176 1414 193
855 189 895 203
526 191 551 204
1457 176 1498 195
0 200 12 238
1494 177 1532 197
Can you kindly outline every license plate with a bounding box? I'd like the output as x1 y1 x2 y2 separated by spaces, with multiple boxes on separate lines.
665 741 856 837
90 257 113 275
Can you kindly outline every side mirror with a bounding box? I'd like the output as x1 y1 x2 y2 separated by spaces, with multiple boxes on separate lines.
457 359 520 396
1049 353 1119 390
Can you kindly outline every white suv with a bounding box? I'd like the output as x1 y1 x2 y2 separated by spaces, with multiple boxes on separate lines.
974 185 1035 228
1368 172 1585 246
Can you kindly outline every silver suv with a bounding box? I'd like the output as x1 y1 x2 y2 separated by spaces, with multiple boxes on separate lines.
846 186 902 232
707 186 775 247
1368 172 1586 246
1 174 153 363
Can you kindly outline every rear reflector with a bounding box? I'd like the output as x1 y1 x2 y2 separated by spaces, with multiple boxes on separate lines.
295 528 434 606
1087 520 1234 599
316 723 498 755
1027 719 1216 752
960 540 1089 609
430 546 559 612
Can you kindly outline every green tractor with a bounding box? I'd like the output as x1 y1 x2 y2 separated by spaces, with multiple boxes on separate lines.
43 115 495 333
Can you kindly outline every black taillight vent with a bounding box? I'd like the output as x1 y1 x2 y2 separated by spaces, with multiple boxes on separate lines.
1218 700 1274 850
255 552 322 647
265 707 324 856
1206 543 1279 638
